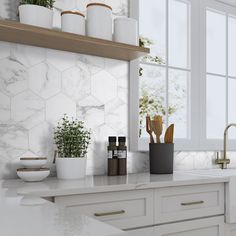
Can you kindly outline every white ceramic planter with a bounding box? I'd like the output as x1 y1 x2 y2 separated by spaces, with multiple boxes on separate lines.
114 17 138 46
86 3 113 40
19 4 53 29
61 11 85 35
56 157 87 180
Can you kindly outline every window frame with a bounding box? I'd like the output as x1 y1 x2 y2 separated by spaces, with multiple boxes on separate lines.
129 0 236 152
199 0 236 151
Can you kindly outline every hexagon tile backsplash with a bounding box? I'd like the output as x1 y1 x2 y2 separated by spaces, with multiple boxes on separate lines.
0 40 131 178
1 0 236 179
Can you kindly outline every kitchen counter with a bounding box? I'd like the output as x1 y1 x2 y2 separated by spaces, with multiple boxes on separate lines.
0 171 230 236
0 180 125 236
14 171 229 197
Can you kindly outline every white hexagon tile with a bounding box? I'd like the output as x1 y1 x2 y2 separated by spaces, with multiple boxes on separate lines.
0 123 28 178
62 65 91 101
0 92 10 123
91 70 117 104
10 44 46 67
46 93 77 125
46 49 77 72
29 122 54 161
29 62 61 99
0 42 10 59
0 57 28 96
11 91 45 130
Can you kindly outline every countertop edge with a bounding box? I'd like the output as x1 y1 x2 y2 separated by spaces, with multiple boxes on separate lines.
17 176 230 197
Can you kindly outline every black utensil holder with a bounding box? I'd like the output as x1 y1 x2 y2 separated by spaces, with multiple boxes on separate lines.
149 143 174 174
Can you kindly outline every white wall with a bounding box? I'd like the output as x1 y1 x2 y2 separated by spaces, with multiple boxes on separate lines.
1 0 236 179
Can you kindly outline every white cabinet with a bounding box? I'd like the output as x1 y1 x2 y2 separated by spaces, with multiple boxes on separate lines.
54 183 225 234
155 216 224 236
225 224 236 236
127 227 154 236
155 184 224 224
55 189 154 229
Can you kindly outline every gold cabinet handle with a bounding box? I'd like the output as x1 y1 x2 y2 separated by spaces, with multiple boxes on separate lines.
94 210 125 217
181 200 204 206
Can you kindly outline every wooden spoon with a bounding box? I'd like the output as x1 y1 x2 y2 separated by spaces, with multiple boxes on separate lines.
151 119 162 143
146 115 154 144
164 124 174 143
153 115 163 143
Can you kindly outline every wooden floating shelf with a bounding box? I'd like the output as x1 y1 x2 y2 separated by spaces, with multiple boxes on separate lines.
0 20 150 61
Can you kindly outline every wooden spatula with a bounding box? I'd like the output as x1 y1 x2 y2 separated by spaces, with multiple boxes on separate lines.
146 115 154 144
164 124 174 143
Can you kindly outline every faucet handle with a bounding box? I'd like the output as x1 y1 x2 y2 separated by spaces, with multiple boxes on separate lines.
216 151 221 160
215 151 230 168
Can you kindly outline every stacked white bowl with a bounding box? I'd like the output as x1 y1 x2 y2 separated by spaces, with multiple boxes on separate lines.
17 157 50 182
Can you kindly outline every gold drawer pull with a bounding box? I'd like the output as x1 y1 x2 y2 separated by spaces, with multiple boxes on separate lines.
181 201 204 206
94 210 125 217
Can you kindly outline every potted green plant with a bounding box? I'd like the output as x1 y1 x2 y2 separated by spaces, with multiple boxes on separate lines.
54 115 91 180
19 0 55 29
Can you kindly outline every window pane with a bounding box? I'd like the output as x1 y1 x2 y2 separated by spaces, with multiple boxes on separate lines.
168 69 188 138
207 75 226 139
139 0 166 62
228 16 236 77
207 10 226 75
139 64 166 138
169 0 189 69
228 78 236 139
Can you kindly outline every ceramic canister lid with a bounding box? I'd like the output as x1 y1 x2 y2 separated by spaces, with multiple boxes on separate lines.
86 3 112 11
61 11 85 17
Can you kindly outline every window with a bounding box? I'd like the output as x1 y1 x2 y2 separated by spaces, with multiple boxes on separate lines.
130 0 236 151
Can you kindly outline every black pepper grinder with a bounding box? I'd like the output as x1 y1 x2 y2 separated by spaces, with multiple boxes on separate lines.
117 137 127 176
107 136 118 176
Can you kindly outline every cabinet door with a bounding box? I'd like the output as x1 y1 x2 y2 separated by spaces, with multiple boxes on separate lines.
127 227 154 236
225 223 236 236
155 216 224 236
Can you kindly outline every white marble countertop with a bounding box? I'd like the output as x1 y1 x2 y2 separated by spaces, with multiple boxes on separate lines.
14 171 229 197
0 171 231 236
0 180 125 236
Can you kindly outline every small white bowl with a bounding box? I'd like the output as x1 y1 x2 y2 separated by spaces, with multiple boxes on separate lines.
17 168 50 182
20 157 47 168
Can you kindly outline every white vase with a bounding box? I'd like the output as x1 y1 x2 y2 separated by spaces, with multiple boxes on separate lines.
61 11 85 35
19 4 53 29
86 3 113 40
56 157 87 180
114 17 138 46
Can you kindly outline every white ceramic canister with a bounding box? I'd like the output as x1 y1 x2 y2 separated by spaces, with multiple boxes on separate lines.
86 3 113 40
114 17 138 46
61 11 86 35
19 4 53 29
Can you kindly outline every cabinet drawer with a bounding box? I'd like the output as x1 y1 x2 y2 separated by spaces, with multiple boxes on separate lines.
155 216 224 236
155 184 224 224
55 189 154 229
127 227 154 236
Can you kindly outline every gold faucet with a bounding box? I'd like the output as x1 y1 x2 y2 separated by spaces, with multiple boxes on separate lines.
215 123 236 169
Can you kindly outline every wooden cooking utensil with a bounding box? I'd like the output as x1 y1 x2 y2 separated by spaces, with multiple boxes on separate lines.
164 124 174 143
146 115 154 144
152 115 163 143
151 119 162 143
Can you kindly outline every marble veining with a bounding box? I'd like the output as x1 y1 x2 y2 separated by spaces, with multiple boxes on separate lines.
0 180 125 236
1 0 236 179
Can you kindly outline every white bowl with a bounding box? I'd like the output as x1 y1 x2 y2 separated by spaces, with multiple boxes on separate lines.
17 168 50 182
20 157 47 168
